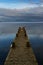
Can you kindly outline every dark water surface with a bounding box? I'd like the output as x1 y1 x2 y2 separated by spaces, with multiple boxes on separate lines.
0 34 43 65
0 34 15 65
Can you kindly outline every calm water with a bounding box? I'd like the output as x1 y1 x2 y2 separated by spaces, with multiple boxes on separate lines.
0 34 43 65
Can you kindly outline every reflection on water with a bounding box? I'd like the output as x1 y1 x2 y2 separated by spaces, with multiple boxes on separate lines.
0 34 16 65
0 34 43 65
29 35 43 65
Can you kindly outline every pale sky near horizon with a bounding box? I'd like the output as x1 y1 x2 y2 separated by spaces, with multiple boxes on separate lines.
0 0 42 9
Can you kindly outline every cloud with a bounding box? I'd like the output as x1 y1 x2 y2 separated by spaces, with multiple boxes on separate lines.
40 0 43 3
0 5 43 22
0 3 43 15
0 3 41 9
0 2 43 34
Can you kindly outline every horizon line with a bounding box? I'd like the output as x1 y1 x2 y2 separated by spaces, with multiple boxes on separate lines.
0 22 43 24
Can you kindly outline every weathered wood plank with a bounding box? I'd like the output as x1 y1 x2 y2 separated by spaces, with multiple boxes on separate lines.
4 27 38 65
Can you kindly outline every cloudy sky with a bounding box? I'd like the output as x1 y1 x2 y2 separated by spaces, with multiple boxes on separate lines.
0 0 43 34
0 0 43 22
0 0 40 9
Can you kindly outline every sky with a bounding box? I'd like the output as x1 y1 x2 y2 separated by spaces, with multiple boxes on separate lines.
0 0 43 23
0 0 43 35
0 0 41 9
0 0 39 3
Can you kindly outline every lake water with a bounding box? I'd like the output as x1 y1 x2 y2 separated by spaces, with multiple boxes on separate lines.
0 34 43 65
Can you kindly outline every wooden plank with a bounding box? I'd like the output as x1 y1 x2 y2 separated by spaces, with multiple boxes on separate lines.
4 27 38 65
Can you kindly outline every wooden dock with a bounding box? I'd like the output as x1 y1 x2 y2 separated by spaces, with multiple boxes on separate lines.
4 27 38 65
